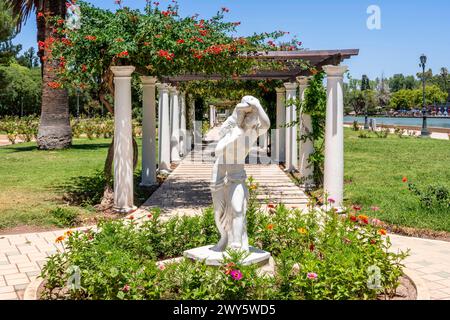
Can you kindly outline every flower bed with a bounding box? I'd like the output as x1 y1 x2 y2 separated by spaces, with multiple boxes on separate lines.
40 191 408 300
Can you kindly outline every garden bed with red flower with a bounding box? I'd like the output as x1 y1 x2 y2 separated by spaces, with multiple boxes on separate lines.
38 187 410 300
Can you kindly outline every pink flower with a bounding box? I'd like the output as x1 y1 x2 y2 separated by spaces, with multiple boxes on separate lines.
307 272 318 280
328 198 335 204
122 284 130 292
230 269 243 281
158 264 165 271
371 206 380 211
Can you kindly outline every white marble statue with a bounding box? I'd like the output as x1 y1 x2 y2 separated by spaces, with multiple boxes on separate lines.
210 96 270 252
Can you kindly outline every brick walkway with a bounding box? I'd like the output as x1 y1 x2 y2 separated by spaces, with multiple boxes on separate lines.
1 128 449 300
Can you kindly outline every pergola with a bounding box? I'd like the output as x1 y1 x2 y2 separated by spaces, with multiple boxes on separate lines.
110 49 359 213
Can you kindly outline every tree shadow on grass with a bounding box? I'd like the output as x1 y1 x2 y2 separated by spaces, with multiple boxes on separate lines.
2 141 111 153
57 169 159 209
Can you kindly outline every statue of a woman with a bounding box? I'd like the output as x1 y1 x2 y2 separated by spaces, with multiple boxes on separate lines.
210 96 270 252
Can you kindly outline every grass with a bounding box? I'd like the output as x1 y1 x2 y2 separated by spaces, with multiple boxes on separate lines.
344 128 450 232
0 138 144 231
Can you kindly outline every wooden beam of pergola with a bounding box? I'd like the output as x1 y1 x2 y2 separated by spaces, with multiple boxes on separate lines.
162 49 359 84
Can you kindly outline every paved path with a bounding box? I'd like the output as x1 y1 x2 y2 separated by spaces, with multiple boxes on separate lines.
1 127 449 300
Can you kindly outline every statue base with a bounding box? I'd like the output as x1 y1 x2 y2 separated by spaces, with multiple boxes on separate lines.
184 245 271 266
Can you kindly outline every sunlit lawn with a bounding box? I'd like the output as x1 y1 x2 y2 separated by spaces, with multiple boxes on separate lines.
0 138 144 231
344 129 450 232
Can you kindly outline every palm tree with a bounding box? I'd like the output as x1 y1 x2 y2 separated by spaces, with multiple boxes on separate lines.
6 0 71 149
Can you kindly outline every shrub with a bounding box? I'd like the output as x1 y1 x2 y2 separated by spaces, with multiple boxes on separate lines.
49 207 80 228
373 128 389 139
408 182 450 209
394 127 405 138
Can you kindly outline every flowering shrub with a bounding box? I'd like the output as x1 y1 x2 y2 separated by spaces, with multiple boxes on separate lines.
41 183 407 300
43 0 304 114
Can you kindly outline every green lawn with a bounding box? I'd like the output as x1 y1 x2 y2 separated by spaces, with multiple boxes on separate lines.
0 138 144 231
344 129 450 232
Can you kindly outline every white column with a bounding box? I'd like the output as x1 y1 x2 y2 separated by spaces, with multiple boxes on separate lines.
140 76 158 187
273 87 286 163
157 83 171 172
284 82 298 172
180 92 187 157
111 66 136 213
169 87 181 162
209 105 215 128
323 65 348 207
297 76 314 185
191 95 201 146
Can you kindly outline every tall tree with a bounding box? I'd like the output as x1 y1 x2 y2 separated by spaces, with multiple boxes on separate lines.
5 0 71 149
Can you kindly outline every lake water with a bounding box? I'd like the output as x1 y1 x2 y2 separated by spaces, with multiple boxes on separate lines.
344 116 450 129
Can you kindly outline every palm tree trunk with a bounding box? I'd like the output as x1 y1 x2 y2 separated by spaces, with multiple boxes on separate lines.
36 0 71 150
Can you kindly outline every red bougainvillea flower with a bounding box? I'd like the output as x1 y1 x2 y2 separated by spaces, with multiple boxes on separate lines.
61 38 73 46
84 35 97 41
38 41 46 49
307 272 318 280
157 49 174 60
81 64 87 73
127 215 134 220
349 215 357 222
48 82 62 89
176 39 185 44
199 29 208 36
378 229 387 236
37 12 44 18
267 203 275 209
230 270 243 281
57 19 65 25
117 51 129 58
266 224 274 231
122 284 130 293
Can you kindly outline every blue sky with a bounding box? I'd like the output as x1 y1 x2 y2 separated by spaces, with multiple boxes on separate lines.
12 0 450 80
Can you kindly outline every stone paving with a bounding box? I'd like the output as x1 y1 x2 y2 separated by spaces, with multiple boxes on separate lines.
1 127 450 300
